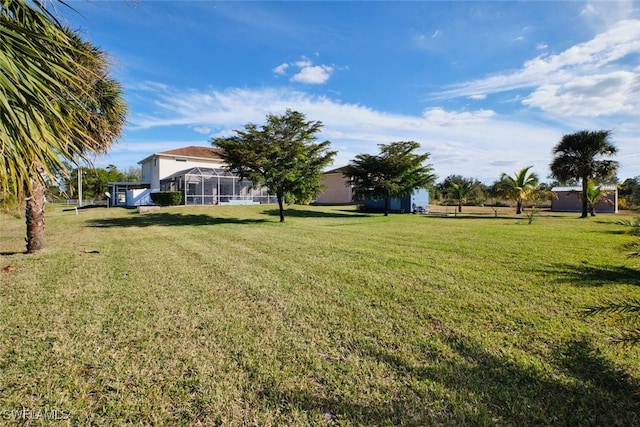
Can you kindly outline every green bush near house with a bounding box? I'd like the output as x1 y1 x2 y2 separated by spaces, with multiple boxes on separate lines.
150 191 182 206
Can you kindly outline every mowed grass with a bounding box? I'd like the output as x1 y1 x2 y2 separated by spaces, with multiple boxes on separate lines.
1 204 639 426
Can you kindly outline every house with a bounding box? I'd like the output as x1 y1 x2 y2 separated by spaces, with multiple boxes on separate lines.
551 185 618 213
315 167 354 204
109 146 276 207
363 188 430 214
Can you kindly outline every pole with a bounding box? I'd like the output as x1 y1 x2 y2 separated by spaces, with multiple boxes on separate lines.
77 161 83 207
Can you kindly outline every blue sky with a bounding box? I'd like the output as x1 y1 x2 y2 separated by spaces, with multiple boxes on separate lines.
63 1 640 183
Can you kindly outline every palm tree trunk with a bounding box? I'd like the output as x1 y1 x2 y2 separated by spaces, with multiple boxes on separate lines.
277 193 285 222
25 165 46 253
581 177 589 218
384 197 389 216
516 200 523 215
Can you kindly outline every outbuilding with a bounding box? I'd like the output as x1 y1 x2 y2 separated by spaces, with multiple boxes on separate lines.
363 189 430 214
551 185 618 213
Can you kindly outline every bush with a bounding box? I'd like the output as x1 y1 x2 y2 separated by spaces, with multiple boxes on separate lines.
150 191 182 206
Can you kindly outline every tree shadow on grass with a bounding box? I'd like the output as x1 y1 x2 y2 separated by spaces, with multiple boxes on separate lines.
543 263 639 287
86 212 269 228
246 330 639 425
261 208 371 219
436 332 640 426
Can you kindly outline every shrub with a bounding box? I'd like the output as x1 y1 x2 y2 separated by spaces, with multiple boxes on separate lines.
150 191 182 206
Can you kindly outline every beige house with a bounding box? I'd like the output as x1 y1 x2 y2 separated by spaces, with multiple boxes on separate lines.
551 185 618 213
316 167 353 204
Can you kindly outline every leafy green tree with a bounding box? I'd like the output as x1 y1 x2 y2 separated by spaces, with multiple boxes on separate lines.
212 110 336 222
497 166 539 214
436 175 485 208
342 141 435 216
550 130 618 218
123 165 142 182
620 177 640 209
1 1 127 252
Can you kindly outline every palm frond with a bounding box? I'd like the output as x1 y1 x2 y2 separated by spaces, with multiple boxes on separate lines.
583 299 640 318
612 329 640 347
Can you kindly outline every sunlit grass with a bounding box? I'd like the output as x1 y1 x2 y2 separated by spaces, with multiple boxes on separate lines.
1 205 639 425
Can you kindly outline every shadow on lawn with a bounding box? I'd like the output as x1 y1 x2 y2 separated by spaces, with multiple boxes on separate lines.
86 212 269 228
250 330 639 425
544 263 639 287
261 208 371 219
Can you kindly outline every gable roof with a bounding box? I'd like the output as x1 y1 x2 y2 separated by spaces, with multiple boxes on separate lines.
323 166 347 174
159 146 223 160
138 145 223 165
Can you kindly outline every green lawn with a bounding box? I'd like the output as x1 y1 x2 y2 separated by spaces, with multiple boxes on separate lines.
1 205 639 425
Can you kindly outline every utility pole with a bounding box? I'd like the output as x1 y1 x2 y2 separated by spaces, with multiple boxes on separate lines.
76 157 82 207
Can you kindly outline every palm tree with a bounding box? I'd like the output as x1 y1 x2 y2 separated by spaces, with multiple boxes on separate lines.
581 179 609 217
497 166 539 214
550 130 618 218
447 180 473 213
1 1 127 252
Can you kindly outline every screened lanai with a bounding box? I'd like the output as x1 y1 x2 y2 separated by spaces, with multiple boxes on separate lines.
160 167 277 205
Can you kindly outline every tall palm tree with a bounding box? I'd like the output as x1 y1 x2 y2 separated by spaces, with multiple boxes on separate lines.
1 0 127 252
497 166 539 214
550 130 618 218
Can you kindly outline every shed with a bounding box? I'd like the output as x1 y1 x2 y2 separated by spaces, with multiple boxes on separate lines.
551 185 618 213
364 189 430 213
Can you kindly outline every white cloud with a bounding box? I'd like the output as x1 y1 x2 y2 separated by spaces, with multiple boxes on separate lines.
273 56 335 85
423 107 495 125
192 126 211 134
580 1 637 29
291 64 333 84
523 71 638 116
124 84 589 182
433 19 640 119
273 63 289 75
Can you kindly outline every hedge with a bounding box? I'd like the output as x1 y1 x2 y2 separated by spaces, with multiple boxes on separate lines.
150 191 182 206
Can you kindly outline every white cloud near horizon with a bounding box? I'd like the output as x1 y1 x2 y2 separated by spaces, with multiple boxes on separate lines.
121 84 582 182
115 81 639 182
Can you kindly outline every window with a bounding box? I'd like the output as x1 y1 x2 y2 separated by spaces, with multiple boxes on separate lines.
187 183 197 195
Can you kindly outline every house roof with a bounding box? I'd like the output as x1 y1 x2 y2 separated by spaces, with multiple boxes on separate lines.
162 167 234 180
138 145 223 164
159 146 223 159
323 166 347 174
552 185 617 192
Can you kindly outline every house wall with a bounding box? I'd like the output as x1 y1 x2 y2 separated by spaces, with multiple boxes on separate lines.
364 190 430 213
551 188 618 213
316 172 353 204
127 188 153 206
140 157 160 190
140 155 226 190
